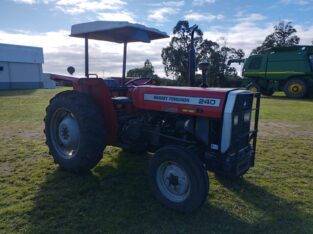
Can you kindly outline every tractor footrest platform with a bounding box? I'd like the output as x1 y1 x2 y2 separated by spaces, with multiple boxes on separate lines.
111 96 132 104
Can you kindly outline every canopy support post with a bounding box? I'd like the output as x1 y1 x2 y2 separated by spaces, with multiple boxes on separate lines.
85 37 89 78
122 42 127 87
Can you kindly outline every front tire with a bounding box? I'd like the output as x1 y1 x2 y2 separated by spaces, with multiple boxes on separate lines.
149 146 208 212
44 91 106 173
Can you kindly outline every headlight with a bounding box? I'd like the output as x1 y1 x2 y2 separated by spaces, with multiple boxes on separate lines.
244 112 251 122
233 114 239 126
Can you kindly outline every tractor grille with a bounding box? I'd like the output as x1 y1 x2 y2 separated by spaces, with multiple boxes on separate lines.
231 93 255 151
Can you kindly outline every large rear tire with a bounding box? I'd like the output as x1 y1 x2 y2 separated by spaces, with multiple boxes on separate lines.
283 78 308 99
44 90 106 174
149 145 208 212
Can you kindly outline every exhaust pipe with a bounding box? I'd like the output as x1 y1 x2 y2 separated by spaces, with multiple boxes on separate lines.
199 60 209 88
188 25 198 87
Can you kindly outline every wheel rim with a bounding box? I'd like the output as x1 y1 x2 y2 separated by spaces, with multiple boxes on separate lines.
288 82 304 95
50 108 80 159
156 161 191 203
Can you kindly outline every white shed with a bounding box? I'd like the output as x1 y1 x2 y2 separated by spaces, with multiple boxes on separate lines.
0 43 45 89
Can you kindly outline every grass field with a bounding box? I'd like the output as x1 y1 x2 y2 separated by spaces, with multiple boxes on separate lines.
0 88 312 233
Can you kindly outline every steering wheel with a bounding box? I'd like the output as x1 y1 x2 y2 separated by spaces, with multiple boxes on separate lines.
125 77 154 86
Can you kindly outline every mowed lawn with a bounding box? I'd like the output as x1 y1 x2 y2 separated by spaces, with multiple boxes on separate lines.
0 88 312 234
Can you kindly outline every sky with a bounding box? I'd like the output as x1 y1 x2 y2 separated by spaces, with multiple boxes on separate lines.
0 0 313 78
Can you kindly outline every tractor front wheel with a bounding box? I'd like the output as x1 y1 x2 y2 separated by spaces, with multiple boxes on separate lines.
284 78 308 99
44 90 107 174
149 145 208 212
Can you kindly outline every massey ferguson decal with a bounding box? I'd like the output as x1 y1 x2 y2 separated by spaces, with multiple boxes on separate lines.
144 94 221 107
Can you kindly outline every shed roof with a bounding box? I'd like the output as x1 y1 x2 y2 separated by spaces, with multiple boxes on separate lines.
0 43 44 64
70 21 169 43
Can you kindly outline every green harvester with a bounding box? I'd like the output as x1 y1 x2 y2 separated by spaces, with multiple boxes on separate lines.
229 45 313 98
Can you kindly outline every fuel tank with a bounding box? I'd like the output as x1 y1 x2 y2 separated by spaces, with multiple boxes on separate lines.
131 86 236 118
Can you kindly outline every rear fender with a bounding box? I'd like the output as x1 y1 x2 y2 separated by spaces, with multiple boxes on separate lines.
49 74 80 88
75 78 118 145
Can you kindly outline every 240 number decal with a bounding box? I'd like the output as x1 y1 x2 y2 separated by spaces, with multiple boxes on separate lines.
198 98 217 106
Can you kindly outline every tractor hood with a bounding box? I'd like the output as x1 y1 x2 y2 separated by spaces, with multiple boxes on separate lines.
131 86 236 118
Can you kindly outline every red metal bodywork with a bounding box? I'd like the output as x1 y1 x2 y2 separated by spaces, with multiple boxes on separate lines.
49 74 234 145
131 86 234 119
75 79 118 145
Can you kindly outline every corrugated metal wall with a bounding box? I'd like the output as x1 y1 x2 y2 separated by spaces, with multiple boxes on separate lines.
0 43 45 90
0 62 43 89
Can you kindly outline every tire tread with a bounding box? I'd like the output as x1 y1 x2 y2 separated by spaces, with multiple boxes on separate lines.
44 90 106 173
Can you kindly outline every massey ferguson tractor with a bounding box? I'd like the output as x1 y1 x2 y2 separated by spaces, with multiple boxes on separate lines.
44 21 260 212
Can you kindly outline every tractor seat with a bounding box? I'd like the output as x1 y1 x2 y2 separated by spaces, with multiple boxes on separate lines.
111 96 132 104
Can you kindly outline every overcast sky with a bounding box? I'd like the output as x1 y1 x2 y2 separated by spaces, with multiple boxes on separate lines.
1 0 313 78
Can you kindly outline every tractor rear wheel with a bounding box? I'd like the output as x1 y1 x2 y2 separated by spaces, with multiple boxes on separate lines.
246 82 261 93
44 90 106 174
283 78 308 98
149 145 208 212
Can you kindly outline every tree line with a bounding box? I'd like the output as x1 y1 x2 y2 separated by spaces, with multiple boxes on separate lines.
127 20 311 86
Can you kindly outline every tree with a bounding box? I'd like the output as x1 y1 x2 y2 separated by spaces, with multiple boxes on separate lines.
161 20 203 85
127 59 155 78
199 38 244 86
162 20 245 87
252 21 300 54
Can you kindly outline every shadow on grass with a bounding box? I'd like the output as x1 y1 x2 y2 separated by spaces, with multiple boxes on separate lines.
217 177 312 233
27 151 311 233
0 89 36 96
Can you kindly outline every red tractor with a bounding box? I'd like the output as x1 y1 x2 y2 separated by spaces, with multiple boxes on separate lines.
45 21 260 212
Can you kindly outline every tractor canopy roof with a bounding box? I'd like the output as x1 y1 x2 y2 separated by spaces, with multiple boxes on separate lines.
70 21 169 43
